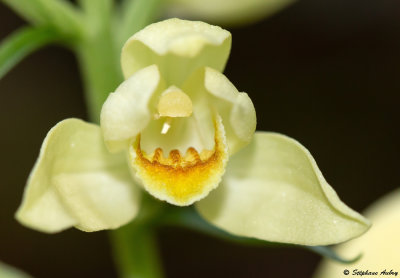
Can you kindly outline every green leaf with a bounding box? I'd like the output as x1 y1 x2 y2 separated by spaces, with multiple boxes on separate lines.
306 246 361 264
1 0 47 25
0 26 61 79
2 0 83 37
77 0 113 30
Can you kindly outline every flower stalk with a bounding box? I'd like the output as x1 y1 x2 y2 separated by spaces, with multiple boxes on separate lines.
111 224 164 278
111 196 166 278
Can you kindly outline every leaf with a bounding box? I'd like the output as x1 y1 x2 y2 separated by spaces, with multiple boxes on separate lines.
306 246 361 264
0 26 60 80
1 0 48 25
2 0 83 36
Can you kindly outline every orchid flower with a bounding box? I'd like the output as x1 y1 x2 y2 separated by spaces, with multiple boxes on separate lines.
314 188 400 277
16 18 369 246
165 0 296 26
0 261 32 278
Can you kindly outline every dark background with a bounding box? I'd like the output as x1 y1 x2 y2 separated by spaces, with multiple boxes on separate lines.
1 0 399 277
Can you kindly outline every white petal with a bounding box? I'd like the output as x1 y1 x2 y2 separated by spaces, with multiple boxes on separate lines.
196 132 370 245
55 169 138 232
0 261 32 278
121 18 231 86
165 0 295 26
140 115 214 156
16 119 140 233
183 67 256 154
100 65 165 152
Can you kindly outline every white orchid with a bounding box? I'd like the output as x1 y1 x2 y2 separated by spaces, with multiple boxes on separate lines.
16 18 369 246
165 0 296 26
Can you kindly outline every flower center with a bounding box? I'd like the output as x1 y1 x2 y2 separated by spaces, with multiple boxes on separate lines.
157 86 192 118
129 116 228 206
156 86 193 135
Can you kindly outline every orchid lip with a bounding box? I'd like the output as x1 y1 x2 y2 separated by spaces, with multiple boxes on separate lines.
129 116 228 206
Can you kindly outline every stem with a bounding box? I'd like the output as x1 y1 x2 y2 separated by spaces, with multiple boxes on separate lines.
111 195 166 278
75 0 122 122
111 223 163 278
116 0 163 47
76 35 122 122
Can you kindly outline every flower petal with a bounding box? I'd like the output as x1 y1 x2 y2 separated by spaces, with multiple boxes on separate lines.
129 116 228 206
0 261 32 278
196 132 370 245
314 188 400 277
16 119 140 233
183 67 256 154
100 65 165 153
164 0 296 26
121 18 231 86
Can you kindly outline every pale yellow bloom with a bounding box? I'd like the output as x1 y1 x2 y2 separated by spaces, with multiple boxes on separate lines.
314 188 400 277
165 0 296 26
0 261 32 278
16 19 369 246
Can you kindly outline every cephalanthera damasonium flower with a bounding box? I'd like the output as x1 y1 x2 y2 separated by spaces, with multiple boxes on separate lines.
16 18 370 246
165 0 295 26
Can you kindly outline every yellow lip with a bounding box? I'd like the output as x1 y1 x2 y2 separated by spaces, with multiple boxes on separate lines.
130 117 228 206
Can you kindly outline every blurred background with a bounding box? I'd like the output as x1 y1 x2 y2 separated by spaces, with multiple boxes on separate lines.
0 0 399 277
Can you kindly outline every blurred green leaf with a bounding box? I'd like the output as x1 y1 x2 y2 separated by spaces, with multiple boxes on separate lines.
1 0 47 25
77 0 113 29
306 246 362 264
2 0 83 37
0 26 61 79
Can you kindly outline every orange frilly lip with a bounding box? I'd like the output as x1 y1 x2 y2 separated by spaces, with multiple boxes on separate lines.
129 117 228 206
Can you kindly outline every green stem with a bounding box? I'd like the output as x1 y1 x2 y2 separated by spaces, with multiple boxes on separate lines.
111 223 163 278
75 0 121 122
110 195 166 278
76 35 122 122
116 0 164 47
